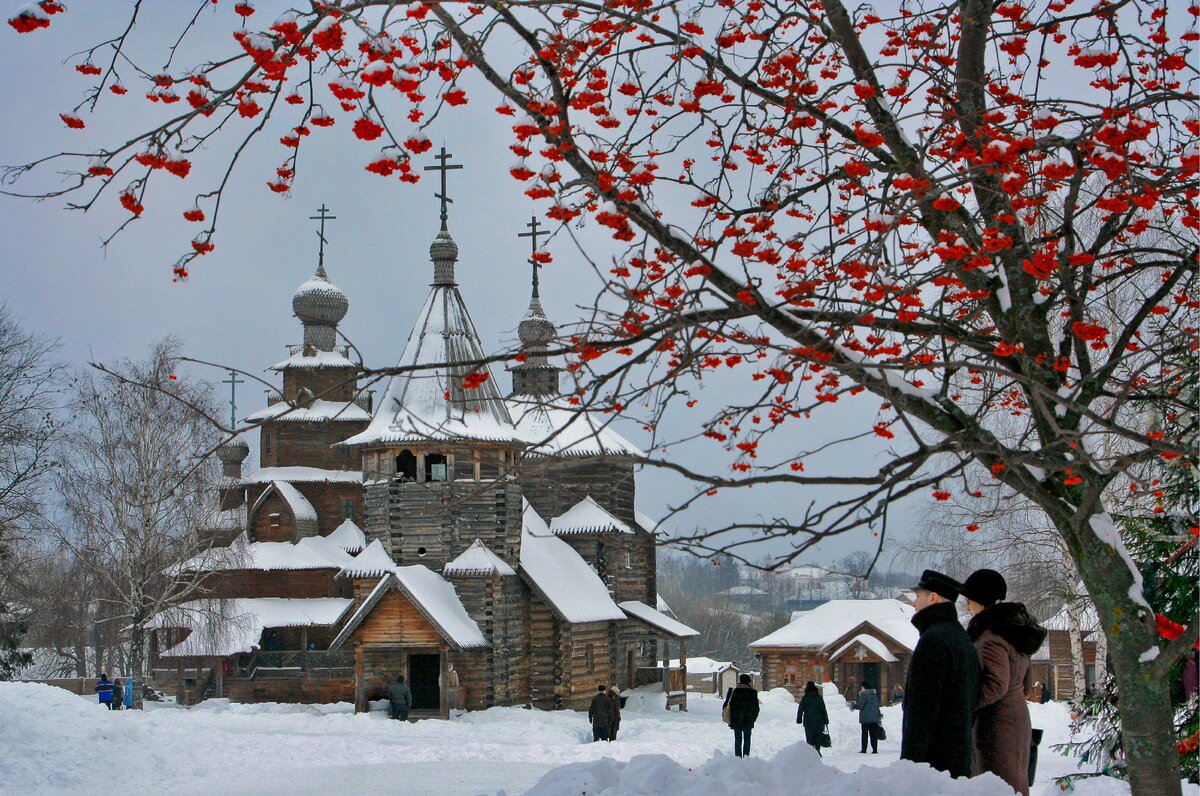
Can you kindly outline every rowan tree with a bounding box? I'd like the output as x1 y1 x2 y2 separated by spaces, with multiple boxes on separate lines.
4 1 1198 790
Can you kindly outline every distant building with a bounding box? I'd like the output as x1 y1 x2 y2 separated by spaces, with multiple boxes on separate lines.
750 599 917 701
1033 602 1098 700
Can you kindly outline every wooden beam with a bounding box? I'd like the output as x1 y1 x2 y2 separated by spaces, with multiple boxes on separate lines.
354 643 364 714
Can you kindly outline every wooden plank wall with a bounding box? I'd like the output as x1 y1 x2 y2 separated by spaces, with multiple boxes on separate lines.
355 591 442 646
519 457 637 530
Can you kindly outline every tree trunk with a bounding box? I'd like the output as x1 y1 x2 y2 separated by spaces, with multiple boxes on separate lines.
1065 512 1182 795
128 620 144 710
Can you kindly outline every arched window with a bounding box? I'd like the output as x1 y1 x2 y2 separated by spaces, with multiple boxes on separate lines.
395 449 417 481
425 453 448 482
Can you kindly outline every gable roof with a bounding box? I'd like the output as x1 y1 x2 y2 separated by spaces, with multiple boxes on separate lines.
329 568 486 650
325 519 367 553
828 633 900 663
444 539 516 577
519 500 625 624
337 539 396 578
151 597 353 657
549 496 633 535
618 600 699 638
251 481 319 538
750 599 918 650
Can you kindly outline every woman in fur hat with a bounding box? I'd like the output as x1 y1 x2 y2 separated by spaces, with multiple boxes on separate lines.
961 569 1048 796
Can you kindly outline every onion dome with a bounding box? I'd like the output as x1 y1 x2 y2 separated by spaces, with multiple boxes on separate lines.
216 437 250 464
518 296 556 348
292 264 349 326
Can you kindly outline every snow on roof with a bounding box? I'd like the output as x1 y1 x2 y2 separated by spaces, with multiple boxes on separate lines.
1041 601 1100 633
506 398 643 457
618 601 699 638
331 569 486 650
178 533 356 573
549 496 633 535
271 350 358 371
444 539 517 577
667 656 735 674
268 481 318 522
240 467 363 485
520 500 626 624
717 586 768 596
245 400 370 424
342 285 523 447
751 599 918 650
324 519 367 553
338 539 396 578
635 510 664 539
783 565 831 579
151 598 353 657
656 593 675 617
828 634 899 664
204 507 245 531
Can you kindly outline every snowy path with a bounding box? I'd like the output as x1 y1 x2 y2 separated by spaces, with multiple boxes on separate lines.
1 682 1125 795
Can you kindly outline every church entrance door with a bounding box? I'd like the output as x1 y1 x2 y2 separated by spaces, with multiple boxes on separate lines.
409 654 440 710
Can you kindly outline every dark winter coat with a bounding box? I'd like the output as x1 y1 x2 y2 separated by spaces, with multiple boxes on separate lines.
853 689 882 724
968 602 1047 796
588 692 617 729
796 692 829 746
387 682 412 710
901 601 981 778
94 677 114 703
726 683 760 730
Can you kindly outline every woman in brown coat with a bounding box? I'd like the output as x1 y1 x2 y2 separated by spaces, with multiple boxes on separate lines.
961 569 1047 796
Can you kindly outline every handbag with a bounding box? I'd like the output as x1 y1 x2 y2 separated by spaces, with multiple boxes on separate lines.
721 703 731 725
877 725 887 741
819 731 832 748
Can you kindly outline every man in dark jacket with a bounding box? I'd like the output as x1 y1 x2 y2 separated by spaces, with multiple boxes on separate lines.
387 675 412 721
852 681 882 753
726 674 760 758
588 685 615 741
901 569 980 778
94 673 116 709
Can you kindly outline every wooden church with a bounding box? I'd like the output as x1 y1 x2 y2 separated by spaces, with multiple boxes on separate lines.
151 180 697 715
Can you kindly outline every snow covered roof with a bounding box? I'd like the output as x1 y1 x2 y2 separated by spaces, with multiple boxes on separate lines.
717 586 768 596
549 496 633 535
635 510 664 539
751 599 918 651
828 634 899 664
253 481 318 528
667 656 735 675
506 398 643 457
1041 601 1100 633
337 539 396 578
520 500 626 624
204 507 245 532
656 593 675 617
618 601 699 638
271 349 358 371
151 598 353 657
325 519 367 553
783 565 831 579
177 533 357 573
245 400 370 424
342 274 523 448
240 467 363 485
444 539 517 577
330 569 486 650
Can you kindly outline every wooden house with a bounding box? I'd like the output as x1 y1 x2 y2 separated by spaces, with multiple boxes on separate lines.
751 599 917 700
148 208 695 714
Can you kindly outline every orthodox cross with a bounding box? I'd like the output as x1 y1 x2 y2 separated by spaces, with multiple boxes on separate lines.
309 204 336 274
424 147 463 231
222 370 245 428
517 215 549 298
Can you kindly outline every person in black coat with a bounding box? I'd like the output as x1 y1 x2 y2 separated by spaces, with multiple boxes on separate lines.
852 681 882 754
796 681 829 756
588 685 616 742
724 674 760 758
900 569 981 779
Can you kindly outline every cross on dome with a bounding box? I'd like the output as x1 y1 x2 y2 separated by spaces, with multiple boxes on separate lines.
309 204 337 277
424 147 463 231
517 215 549 299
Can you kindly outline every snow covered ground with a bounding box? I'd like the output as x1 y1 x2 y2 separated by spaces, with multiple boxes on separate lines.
1 681 1130 795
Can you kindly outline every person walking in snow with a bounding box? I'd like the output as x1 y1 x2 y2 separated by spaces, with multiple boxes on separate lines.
588 685 616 741
388 675 412 721
961 569 1047 796
112 678 123 710
607 686 622 741
725 673 761 758
123 676 135 710
94 673 117 710
796 681 829 756
852 681 882 754
891 683 904 705
900 570 980 779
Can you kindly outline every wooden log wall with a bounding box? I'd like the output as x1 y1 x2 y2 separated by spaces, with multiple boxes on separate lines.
519 457 637 529
260 420 366 470
198 568 349 600
249 490 296 543
282 365 359 404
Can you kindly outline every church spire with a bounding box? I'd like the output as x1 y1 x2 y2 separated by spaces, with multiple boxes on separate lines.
292 205 348 352
423 147 464 285
512 215 561 398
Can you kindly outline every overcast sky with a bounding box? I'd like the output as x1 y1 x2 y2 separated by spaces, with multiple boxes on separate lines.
0 3 932 570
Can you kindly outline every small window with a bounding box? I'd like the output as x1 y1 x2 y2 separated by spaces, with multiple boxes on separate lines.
269 513 281 528
585 644 595 675
426 453 447 482
624 550 633 569
395 449 417 481
784 672 797 686
264 433 272 455
417 547 427 557
340 499 355 520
